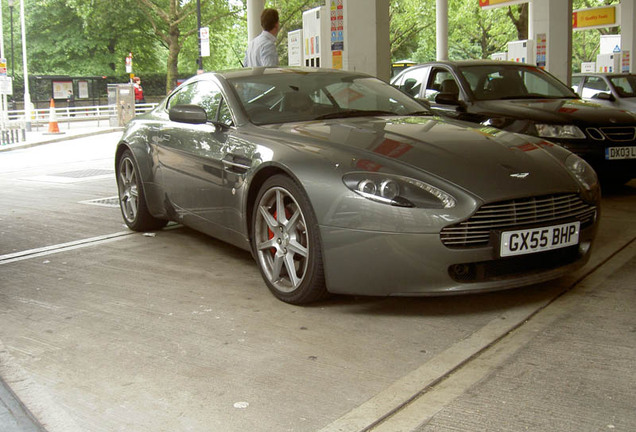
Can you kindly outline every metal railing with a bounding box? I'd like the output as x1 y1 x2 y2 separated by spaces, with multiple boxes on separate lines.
6 102 157 126
0 102 157 145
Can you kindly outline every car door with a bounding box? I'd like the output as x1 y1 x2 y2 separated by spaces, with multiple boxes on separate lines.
157 79 241 233
580 76 613 103
394 66 429 98
424 67 466 118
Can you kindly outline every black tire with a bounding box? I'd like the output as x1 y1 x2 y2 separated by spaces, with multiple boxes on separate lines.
116 150 168 231
252 175 328 304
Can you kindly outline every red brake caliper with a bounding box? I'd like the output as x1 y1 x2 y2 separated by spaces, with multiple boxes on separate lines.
268 207 292 256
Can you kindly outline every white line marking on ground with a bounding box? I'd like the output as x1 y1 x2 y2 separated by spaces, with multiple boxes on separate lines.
0 231 134 265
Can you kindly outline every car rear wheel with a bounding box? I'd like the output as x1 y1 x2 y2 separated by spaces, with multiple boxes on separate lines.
252 175 328 304
117 150 167 231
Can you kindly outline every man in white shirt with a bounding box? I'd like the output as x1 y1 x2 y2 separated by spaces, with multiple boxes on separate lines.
244 8 280 67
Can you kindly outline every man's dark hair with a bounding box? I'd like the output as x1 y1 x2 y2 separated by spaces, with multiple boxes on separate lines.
261 8 279 32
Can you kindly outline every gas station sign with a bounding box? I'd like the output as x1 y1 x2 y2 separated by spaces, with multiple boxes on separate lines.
573 6 618 30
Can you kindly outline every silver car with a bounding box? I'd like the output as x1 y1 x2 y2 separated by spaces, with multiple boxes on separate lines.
572 72 636 112
115 68 600 304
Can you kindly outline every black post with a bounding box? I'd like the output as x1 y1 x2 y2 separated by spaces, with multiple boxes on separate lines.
9 2 15 79
197 0 203 71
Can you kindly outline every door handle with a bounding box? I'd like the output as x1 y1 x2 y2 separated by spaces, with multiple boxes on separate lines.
222 154 251 174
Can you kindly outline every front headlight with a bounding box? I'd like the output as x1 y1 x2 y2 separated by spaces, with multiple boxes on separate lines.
343 173 456 208
536 124 586 139
565 154 600 201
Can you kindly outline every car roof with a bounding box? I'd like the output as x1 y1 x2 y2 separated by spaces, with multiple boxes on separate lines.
211 67 369 80
572 72 635 77
415 59 539 68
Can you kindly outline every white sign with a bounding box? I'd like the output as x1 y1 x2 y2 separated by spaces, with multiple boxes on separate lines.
78 80 89 99
288 29 303 66
125 55 133 73
0 76 12 95
200 26 210 57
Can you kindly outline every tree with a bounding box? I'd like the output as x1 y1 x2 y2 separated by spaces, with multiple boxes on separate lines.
18 0 160 76
135 0 242 94
506 4 528 40
448 0 516 60
390 0 435 61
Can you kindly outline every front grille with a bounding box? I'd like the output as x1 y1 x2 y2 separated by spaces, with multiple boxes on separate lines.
440 194 597 248
599 127 636 142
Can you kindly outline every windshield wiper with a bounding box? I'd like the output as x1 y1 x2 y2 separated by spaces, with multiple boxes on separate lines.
314 109 396 120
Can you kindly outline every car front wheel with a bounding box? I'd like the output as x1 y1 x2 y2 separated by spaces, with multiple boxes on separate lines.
252 175 328 304
117 150 167 231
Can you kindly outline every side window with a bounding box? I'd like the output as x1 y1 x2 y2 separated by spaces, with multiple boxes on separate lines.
610 77 636 97
425 68 458 102
167 83 197 110
582 76 610 99
166 80 223 121
398 68 425 97
571 76 584 94
218 98 233 126
190 81 223 121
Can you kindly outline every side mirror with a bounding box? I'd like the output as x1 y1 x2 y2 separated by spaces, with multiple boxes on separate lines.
592 92 615 102
434 92 461 106
169 104 207 124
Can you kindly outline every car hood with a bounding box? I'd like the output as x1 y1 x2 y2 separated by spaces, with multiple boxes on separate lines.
471 98 636 125
259 116 579 201
614 97 636 112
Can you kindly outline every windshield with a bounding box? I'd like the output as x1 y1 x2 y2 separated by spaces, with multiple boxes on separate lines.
609 75 636 98
227 72 429 125
459 64 578 101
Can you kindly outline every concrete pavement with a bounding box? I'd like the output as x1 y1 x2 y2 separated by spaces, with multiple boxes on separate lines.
0 124 635 432
1 124 122 432
0 120 121 153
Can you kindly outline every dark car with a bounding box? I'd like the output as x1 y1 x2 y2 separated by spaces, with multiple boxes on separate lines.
116 67 599 304
391 60 636 185
572 72 636 113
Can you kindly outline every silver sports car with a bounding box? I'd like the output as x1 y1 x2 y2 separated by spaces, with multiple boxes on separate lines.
115 67 600 304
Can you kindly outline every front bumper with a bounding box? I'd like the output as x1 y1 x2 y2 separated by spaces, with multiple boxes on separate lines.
319 222 597 297
558 139 636 181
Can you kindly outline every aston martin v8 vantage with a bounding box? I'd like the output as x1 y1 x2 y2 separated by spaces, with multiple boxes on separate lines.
115 67 600 304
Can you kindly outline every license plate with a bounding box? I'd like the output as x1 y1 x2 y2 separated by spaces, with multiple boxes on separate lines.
499 221 580 257
605 146 636 160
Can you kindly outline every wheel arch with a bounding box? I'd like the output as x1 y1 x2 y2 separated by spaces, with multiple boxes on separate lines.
115 141 168 220
245 164 296 241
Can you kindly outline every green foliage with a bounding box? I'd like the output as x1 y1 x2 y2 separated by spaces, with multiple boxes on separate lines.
7 0 163 76
390 0 435 62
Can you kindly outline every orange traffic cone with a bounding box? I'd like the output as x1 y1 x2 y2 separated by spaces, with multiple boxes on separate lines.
44 98 64 135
